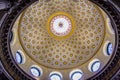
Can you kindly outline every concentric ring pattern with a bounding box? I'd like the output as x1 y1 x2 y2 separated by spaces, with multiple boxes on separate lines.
10 0 116 79
18 0 105 69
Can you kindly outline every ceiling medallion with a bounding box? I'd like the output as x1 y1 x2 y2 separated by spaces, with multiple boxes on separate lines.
47 12 75 40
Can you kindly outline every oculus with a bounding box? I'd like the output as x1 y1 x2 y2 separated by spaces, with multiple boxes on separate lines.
30 66 43 77
88 59 101 72
15 50 25 64
49 71 62 80
69 69 83 80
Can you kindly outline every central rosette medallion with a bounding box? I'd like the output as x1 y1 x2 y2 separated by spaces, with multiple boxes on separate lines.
47 12 75 40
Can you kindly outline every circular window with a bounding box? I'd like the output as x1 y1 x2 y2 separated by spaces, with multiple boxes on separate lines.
49 71 62 80
30 66 43 77
69 69 83 80
107 43 113 55
9 31 13 42
103 41 113 56
15 50 25 64
88 59 101 72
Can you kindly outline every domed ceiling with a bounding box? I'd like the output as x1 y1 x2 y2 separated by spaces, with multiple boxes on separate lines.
9 0 116 80
0 0 119 80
